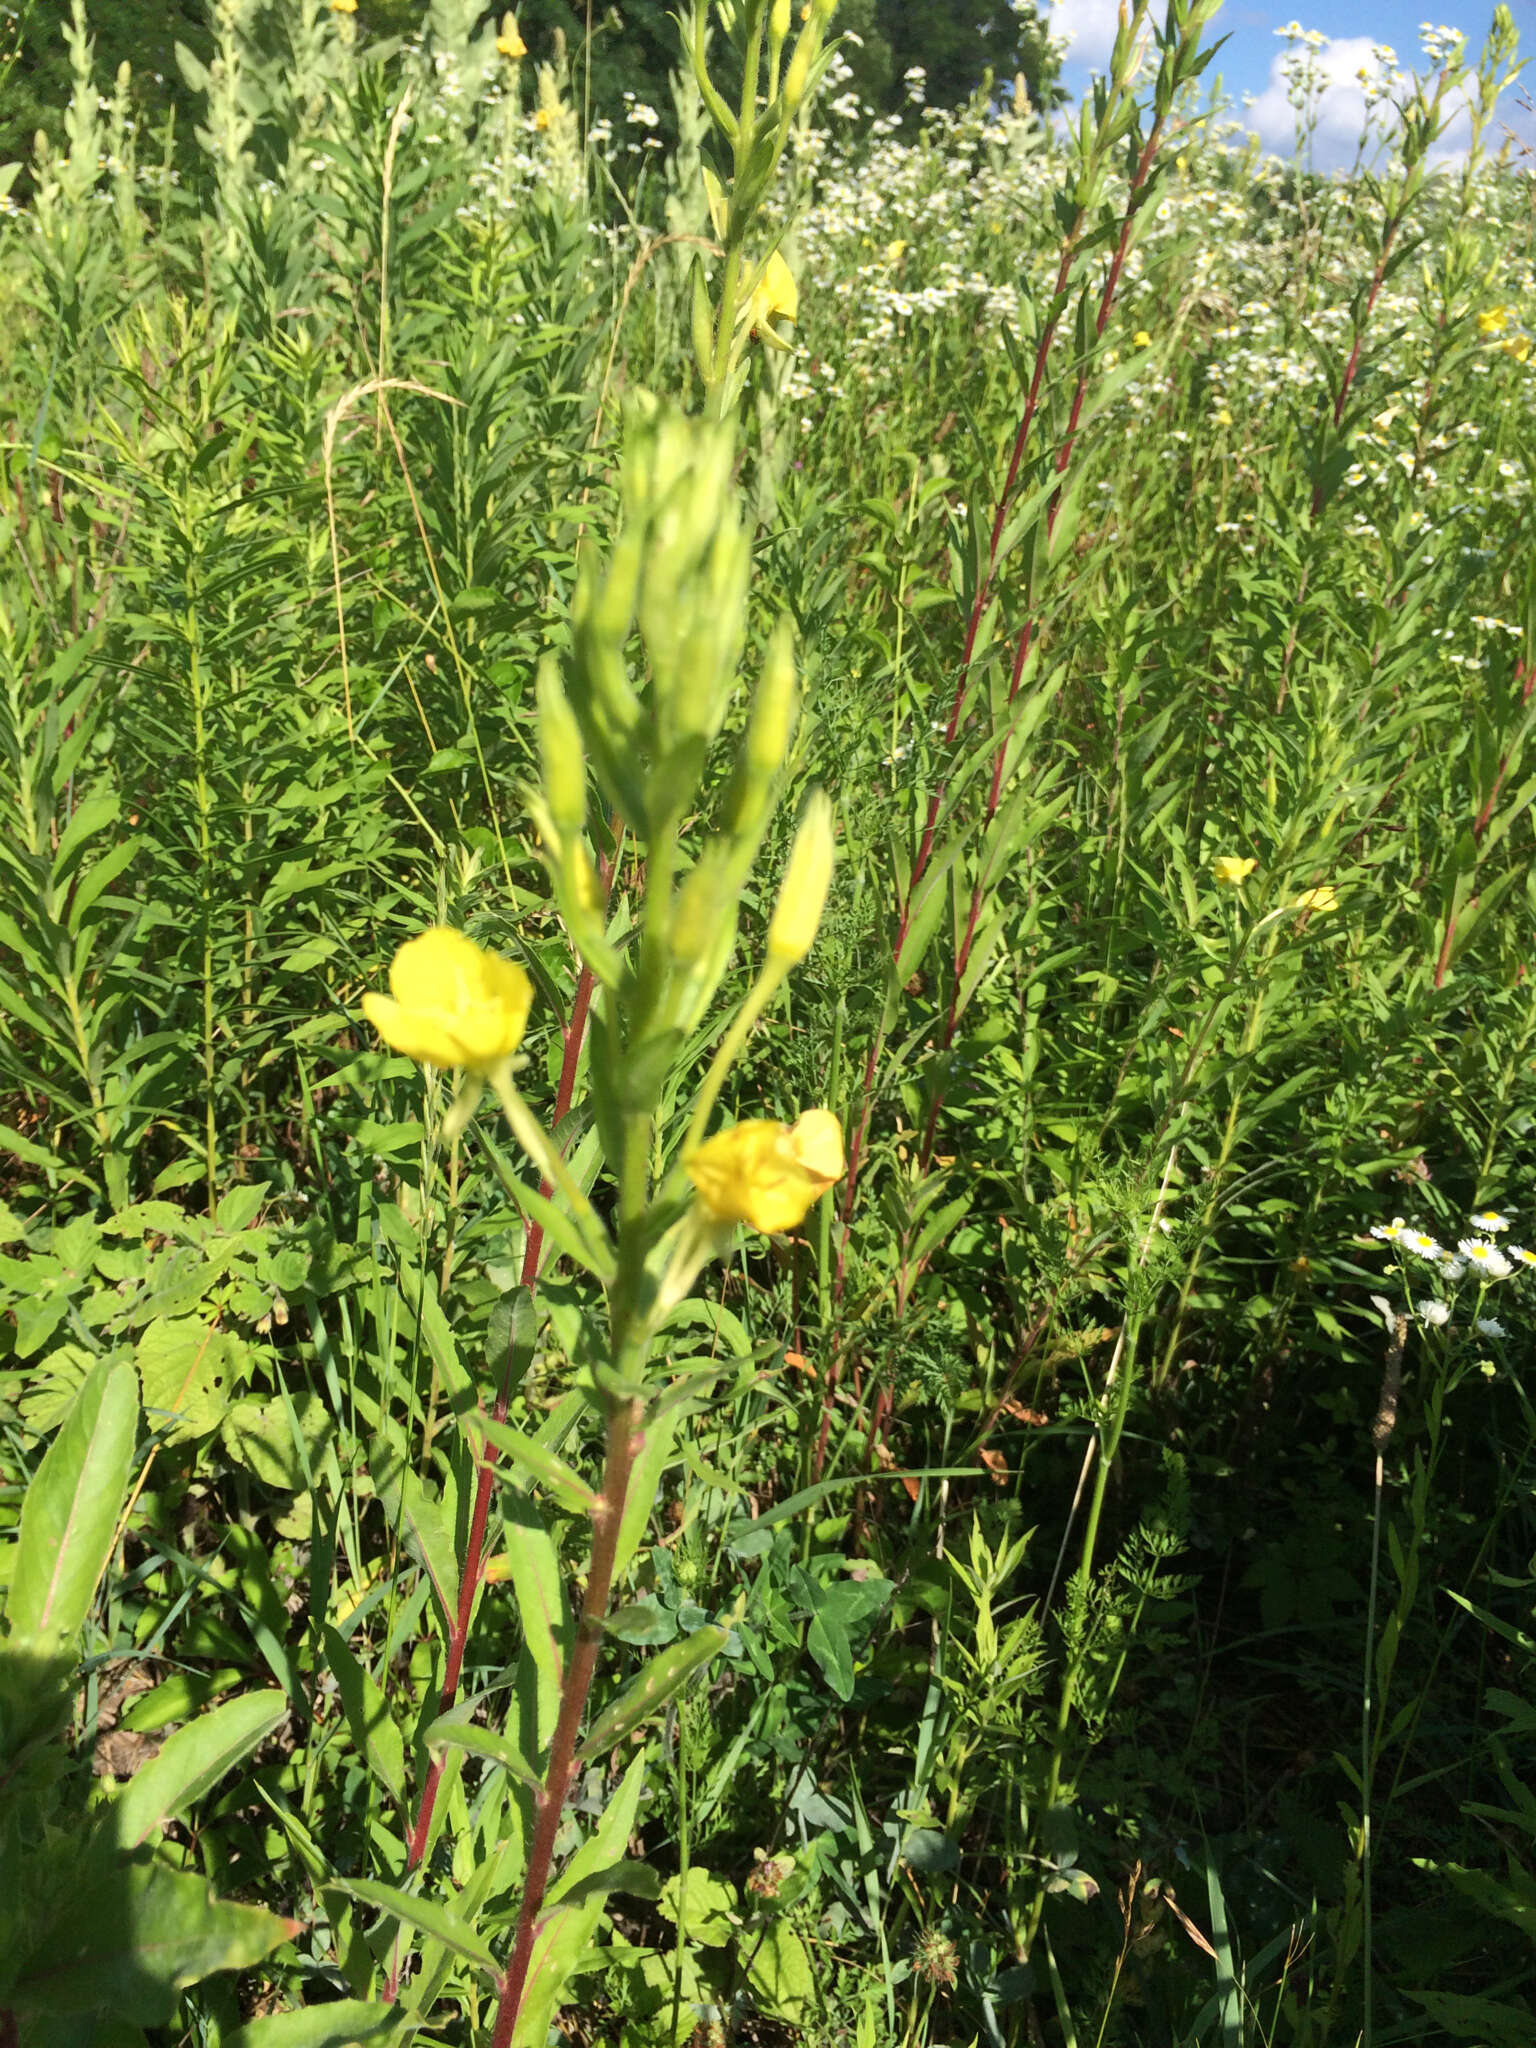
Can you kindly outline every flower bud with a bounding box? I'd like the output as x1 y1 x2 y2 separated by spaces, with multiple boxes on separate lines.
766 790 834 965
536 656 587 836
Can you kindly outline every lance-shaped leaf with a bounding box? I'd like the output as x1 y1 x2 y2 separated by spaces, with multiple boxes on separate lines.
326 1877 498 1979
322 1627 406 1805
228 2002 403 2048
423 1712 542 1793
369 1433 459 1637
577 1624 728 1761
116 1689 289 1849
467 1411 600 1514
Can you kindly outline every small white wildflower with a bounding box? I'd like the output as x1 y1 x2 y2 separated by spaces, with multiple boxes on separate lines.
1440 1256 1467 1283
1469 1211 1510 1233
1370 1217 1407 1242
1417 1299 1451 1327
1459 1239 1513 1279
1509 1246 1536 1270
1475 1316 1506 1338
1401 1230 1443 1261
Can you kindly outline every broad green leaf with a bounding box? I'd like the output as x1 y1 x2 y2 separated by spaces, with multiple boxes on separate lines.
322 1626 407 1805
658 1868 738 1946
746 1918 814 2023
116 1690 289 1849
577 1625 728 1760
497 1491 571 1706
8 1356 138 1650
137 1315 245 1443
15 1861 298 2021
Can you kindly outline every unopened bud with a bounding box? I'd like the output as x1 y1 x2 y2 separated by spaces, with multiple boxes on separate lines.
769 0 792 50
766 790 834 965
749 615 799 778
536 656 587 834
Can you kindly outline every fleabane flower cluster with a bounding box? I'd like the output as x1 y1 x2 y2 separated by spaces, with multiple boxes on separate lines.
1369 1208 1530 1337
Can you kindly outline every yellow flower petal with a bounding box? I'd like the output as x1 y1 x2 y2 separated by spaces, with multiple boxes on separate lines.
364 928 533 1075
1294 886 1337 913
1213 855 1257 886
687 1111 845 1234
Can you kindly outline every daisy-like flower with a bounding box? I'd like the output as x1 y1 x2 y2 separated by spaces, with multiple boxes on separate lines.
1469 1211 1510 1233
1458 1238 1513 1279
1440 1256 1467 1283
1417 1299 1451 1326
1508 1245 1536 1270
1476 1316 1507 1339
1400 1229 1443 1261
1370 1217 1407 1242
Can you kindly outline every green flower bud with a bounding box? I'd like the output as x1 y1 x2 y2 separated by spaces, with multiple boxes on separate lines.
536 656 587 836
766 789 834 965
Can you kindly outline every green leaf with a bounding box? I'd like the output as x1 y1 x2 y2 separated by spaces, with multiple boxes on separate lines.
658 1868 737 1946
746 1919 814 2023
116 1690 289 1850
137 1316 244 1443
15 1861 298 2021
496 1491 571 1706
468 1412 600 1513
422 1713 541 1792
322 1627 407 1805
369 1434 460 1638
577 1625 728 1761
227 2003 403 2048
327 1877 498 1979
8 1356 138 1652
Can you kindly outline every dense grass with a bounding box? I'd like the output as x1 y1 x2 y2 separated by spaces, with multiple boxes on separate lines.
2 2 1536 2045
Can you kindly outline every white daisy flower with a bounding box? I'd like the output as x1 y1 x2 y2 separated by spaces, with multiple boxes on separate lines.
1508 1245 1536 1270
1469 1211 1510 1234
1417 1299 1451 1326
1458 1239 1513 1279
1476 1316 1506 1338
1371 1217 1408 1242
1401 1230 1443 1261
1440 1256 1467 1283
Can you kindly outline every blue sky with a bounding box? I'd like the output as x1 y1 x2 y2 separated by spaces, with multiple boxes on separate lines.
1047 0 1536 164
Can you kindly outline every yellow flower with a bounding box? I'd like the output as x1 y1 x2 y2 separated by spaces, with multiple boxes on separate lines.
1133 329 1151 348
884 239 907 264
1213 854 1257 886
1478 305 1511 335
1294 886 1338 913
748 250 798 339
328 0 357 12
1215 408 1233 427
532 106 551 131
497 30 526 58
687 1110 845 1234
1501 333 1532 363
362 928 533 1075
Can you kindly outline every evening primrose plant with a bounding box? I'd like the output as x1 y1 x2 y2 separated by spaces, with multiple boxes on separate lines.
358 398 840 2044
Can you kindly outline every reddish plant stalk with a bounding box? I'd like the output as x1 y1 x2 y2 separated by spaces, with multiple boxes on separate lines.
489 1397 643 2048
1311 229 1399 520
395 959 600 1896
915 122 1169 1176
1435 659 1533 989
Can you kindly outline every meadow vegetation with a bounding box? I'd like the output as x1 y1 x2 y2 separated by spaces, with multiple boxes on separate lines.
2 1 1536 2043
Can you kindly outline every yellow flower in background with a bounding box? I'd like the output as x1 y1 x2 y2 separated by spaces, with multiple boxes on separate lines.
1500 333 1532 363
885 239 908 264
1294 886 1338 913
687 1110 845 1233
748 250 798 340
532 106 551 131
1478 305 1511 335
362 927 533 1074
1133 329 1152 348
328 0 357 12
1215 408 1233 426
1213 854 1257 885
497 30 526 58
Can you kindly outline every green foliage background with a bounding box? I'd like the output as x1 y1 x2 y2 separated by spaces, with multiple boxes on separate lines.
0 0 1534 2044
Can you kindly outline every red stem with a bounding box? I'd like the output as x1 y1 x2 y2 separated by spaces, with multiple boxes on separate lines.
489 1398 643 2048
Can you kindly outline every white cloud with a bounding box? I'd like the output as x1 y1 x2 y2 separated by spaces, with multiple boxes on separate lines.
1243 35 1399 168
1049 0 1132 66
